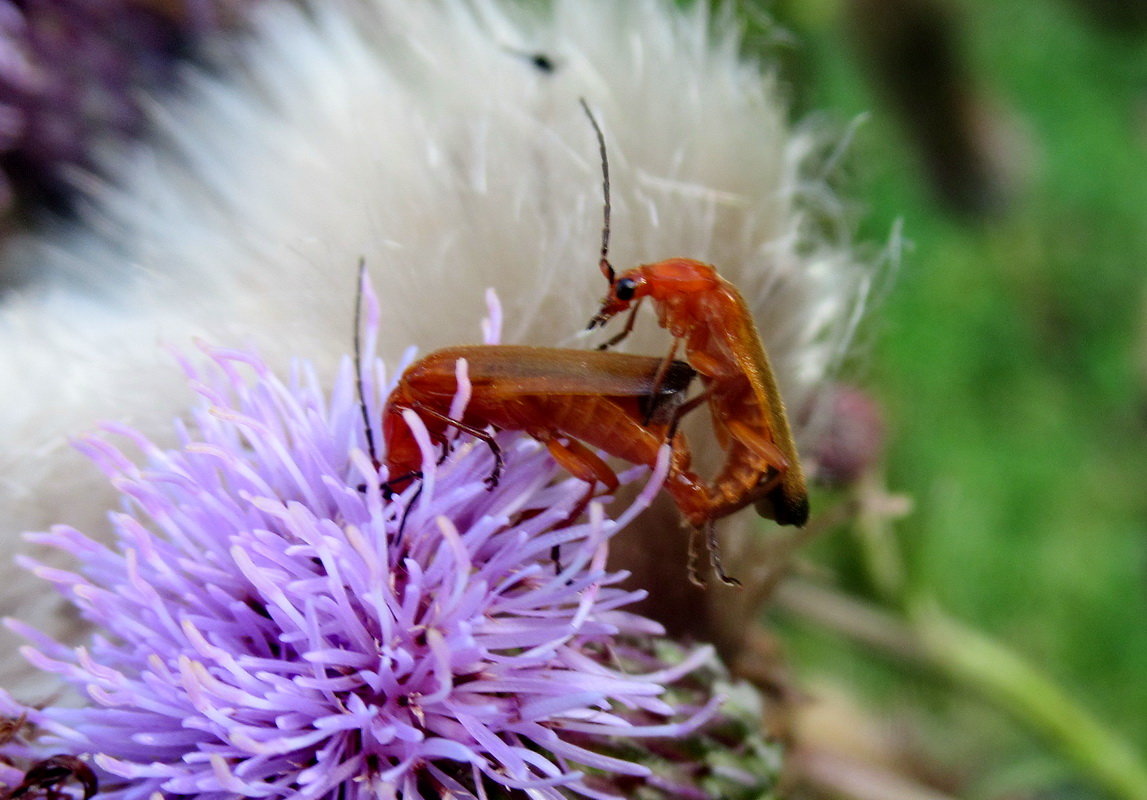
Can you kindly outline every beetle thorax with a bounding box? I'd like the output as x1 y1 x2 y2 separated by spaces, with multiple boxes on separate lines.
639 259 718 299
637 259 718 336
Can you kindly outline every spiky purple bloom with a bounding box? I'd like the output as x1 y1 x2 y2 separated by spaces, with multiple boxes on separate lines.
1 289 721 799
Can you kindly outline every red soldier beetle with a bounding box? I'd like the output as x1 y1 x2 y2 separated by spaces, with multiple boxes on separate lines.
580 101 809 582
588 257 809 528
379 345 711 532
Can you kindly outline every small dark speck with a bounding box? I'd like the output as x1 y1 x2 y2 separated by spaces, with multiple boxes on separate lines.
528 52 556 73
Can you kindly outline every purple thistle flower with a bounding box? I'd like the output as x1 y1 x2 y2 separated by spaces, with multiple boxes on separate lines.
1 285 723 799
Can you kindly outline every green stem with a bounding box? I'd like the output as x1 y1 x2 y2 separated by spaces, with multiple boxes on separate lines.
777 581 1147 800
910 599 1147 800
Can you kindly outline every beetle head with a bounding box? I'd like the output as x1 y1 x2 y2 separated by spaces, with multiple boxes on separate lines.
588 269 645 329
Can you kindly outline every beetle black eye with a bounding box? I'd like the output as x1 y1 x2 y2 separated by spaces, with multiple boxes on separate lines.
615 278 637 301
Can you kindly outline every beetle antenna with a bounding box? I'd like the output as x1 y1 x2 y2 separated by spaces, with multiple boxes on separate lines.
579 98 614 285
353 257 379 464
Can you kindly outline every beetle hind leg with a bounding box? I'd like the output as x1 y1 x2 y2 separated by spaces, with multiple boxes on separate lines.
687 525 707 587
540 436 619 492
688 521 742 588
706 520 742 586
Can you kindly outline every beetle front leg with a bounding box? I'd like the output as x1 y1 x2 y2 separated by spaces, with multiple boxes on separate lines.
641 338 680 425
406 405 504 489
665 384 713 441
595 299 644 350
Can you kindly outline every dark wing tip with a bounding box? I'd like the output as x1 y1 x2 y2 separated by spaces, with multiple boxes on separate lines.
755 484 810 528
661 359 697 394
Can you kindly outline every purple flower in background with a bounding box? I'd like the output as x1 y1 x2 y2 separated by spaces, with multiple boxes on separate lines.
0 0 250 211
0 287 722 799
804 383 886 488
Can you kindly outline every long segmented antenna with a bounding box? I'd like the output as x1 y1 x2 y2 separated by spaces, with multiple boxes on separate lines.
579 98 614 284
353 257 379 464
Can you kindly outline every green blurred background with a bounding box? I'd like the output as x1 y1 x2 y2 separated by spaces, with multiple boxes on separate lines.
741 0 1147 797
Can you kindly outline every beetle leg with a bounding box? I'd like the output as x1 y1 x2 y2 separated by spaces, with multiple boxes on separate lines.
548 477 601 577
642 339 680 424
395 481 423 546
404 405 504 489
705 520 742 586
687 524 706 587
540 436 619 491
536 437 617 576
436 439 453 465
595 298 644 350
687 519 742 587
548 481 596 577
685 348 724 376
374 469 427 547
666 384 713 441
381 470 422 498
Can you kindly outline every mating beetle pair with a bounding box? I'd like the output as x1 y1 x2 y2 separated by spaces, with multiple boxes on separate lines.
376 104 807 586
